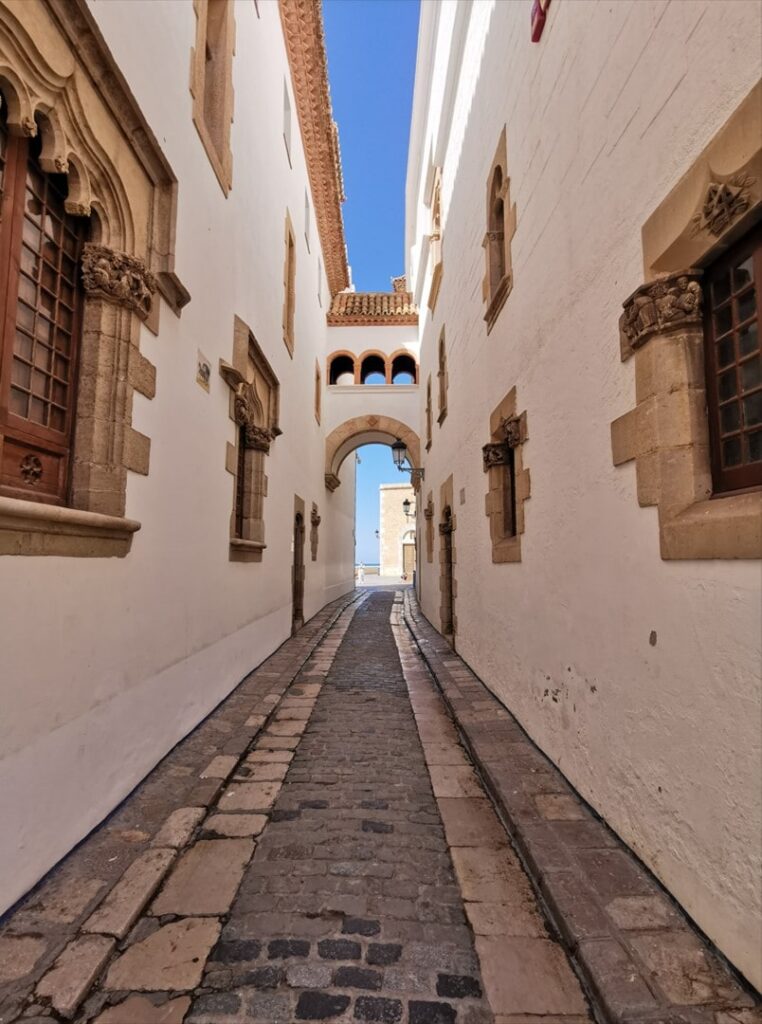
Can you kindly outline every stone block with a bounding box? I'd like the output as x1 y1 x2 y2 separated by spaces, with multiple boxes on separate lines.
218 782 282 811
151 839 254 916
438 798 507 847
451 847 528 903
464 899 545 939
475 936 587 1015
429 765 483 799
629 930 753 1005
83 848 175 938
0 935 47 982
205 812 268 837
200 755 238 779
93 995 191 1023
152 807 205 848
104 918 220 991
36 935 114 1018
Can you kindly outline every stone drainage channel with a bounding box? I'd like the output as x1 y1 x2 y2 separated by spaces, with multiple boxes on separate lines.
0 589 758 1024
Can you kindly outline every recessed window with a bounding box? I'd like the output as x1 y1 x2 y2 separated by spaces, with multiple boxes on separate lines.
328 353 354 385
703 224 762 493
437 330 448 423
283 79 292 164
360 353 386 385
283 214 296 355
0 119 88 505
391 352 417 384
191 0 234 193
314 360 321 424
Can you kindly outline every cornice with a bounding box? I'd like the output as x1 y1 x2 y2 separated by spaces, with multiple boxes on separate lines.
279 0 350 296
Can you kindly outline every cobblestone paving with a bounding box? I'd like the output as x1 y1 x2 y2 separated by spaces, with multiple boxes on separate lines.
190 591 497 1024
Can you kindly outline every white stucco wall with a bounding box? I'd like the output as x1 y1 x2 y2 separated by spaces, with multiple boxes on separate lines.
0 0 355 914
408 0 762 988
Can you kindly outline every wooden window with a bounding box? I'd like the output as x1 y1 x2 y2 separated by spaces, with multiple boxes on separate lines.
283 216 296 354
0 119 87 505
704 224 762 493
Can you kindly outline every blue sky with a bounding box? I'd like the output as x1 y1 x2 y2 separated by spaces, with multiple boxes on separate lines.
323 0 420 565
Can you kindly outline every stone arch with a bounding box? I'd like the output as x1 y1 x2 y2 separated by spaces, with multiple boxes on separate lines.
358 349 389 384
327 349 357 385
389 348 418 384
324 415 421 491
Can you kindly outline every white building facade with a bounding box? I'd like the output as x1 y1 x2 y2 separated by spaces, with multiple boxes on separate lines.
407 0 762 988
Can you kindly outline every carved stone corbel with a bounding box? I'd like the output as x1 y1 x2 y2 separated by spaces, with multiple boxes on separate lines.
692 176 755 237
244 425 275 453
482 442 510 471
325 473 340 492
619 270 703 360
81 244 157 321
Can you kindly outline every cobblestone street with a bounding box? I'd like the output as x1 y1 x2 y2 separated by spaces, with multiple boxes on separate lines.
0 591 757 1024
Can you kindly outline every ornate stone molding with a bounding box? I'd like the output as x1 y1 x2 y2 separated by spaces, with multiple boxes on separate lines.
81 244 157 321
244 426 275 453
279 0 349 297
325 472 340 492
619 271 702 360
692 175 755 237
482 442 510 470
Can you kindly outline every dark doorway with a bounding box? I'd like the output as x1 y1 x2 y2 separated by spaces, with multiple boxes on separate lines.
292 511 305 634
440 505 454 640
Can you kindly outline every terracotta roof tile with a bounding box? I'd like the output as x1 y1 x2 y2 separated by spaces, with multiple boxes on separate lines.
328 291 419 326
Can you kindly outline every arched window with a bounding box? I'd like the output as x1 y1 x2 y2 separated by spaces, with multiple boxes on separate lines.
328 353 355 385
360 352 386 385
391 352 417 384
0 110 89 505
488 166 506 297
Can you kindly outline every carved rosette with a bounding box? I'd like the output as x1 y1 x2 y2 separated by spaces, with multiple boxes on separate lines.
81 244 157 320
692 176 755 237
619 270 703 357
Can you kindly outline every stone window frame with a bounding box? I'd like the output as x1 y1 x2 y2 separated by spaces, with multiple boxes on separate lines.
438 474 456 638
425 376 433 451
314 359 321 424
283 211 296 356
437 329 448 424
611 81 761 560
0 0 188 558
483 127 517 334
428 166 443 312
220 315 281 563
423 490 434 563
483 387 530 563
310 501 320 561
190 0 235 197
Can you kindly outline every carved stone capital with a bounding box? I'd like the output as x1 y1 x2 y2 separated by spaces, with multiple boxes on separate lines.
325 472 341 492
244 425 274 453
81 244 156 320
483 442 510 470
619 270 703 359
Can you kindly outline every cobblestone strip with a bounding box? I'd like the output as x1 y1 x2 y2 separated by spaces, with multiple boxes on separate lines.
389 594 591 1024
0 590 365 1024
401 591 761 1023
188 589 494 1024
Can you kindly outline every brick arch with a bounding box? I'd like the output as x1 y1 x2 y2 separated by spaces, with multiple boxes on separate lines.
324 415 421 491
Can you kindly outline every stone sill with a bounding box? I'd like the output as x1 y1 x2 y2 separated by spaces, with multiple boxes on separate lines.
660 490 762 559
230 537 266 563
484 272 512 334
0 496 140 557
327 384 419 394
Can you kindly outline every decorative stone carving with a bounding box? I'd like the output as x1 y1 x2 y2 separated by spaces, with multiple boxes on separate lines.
81 244 157 320
692 176 755 237
423 499 434 520
310 502 320 561
19 454 43 484
619 271 703 357
482 442 510 470
218 361 279 456
310 504 321 529
325 473 340 492
438 519 453 536
244 426 275 453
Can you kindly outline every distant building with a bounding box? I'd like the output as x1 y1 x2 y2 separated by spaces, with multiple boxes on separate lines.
379 483 415 577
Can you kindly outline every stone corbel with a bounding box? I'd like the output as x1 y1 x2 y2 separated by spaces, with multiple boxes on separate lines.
619 270 703 361
482 442 510 470
325 473 340 492
81 244 157 321
423 499 434 520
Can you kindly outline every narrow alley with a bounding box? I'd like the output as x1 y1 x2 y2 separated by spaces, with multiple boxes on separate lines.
0 591 755 1024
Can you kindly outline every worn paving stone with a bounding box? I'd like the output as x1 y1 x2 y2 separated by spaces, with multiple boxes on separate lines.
152 807 205 848
152 838 254 916
92 993 191 1023
0 936 47 983
437 798 507 847
475 935 588 1015
36 934 114 1018
201 755 239 779
82 848 176 938
204 813 268 837
105 918 220 991
217 782 281 811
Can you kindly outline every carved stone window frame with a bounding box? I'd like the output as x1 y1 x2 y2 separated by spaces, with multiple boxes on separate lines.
483 387 530 563
428 167 443 312
0 0 188 558
611 82 762 560
220 316 281 562
483 127 516 334
190 0 235 196
437 329 448 425
423 491 434 563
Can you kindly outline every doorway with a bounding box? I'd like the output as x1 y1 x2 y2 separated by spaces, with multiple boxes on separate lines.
440 505 454 640
292 510 305 634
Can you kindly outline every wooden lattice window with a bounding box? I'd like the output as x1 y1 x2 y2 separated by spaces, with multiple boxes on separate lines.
0 118 87 505
704 224 762 493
